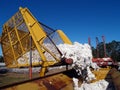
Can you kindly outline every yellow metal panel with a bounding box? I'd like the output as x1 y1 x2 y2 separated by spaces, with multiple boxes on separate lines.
92 67 110 83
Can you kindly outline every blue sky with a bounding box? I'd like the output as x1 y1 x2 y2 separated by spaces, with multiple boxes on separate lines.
0 0 120 55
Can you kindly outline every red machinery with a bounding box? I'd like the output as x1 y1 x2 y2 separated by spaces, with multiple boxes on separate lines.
89 36 115 67
92 57 114 66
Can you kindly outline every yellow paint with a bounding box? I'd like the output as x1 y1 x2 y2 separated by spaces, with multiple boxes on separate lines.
92 67 111 83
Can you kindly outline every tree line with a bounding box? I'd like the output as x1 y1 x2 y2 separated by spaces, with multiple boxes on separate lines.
92 40 120 62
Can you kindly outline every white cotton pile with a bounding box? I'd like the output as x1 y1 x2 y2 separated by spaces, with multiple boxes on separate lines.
73 78 109 90
17 50 41 65
58 42 99 82
17 43 61 65
17 41 99 82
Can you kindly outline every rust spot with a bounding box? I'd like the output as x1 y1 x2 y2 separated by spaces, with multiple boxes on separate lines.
111 72 120 79
41 74 70 90
1 73 73 90
43 79 57 90
109 68 117 75
52 78 67 89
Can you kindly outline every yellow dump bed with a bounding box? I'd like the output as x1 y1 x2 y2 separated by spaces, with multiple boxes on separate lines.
1 7 72 76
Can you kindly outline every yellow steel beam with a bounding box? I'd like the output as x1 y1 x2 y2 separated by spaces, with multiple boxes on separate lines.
57 30 72 45
19 7 58 76
19 7 47 62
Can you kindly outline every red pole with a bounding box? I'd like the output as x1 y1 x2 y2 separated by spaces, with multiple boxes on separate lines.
29 67 32 79
102 36 107 57
29 36 32 79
